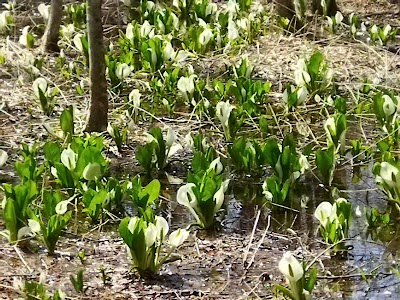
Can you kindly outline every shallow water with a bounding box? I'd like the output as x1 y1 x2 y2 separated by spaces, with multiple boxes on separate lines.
191 159 400 299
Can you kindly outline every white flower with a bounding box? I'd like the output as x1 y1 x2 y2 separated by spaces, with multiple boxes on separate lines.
177 183 201 225
155 216 169 240
60 147 77 171
32 77 48 98
127 217 139 233
163 41 175 61
379 162 400 188
237 18 248 31
28 219 41 233
169 228 189 247
206 3 217 16
370 24 378 34
82 163 102 181
208 157 223 174
166 127 177 148
168 143 183 158
335 12 343 25
226 0 238 15
55 200 71 215
129 89 141 111
216 101 234 128
199 28 213 46
51 166 58 178
61 24 75 38
296 86 308 105
294 59 311 86
0 149 8 167
19 26 31 47
324 117 336 139
213 181 229 214
177 75 196 100
314 201 336 228
227 19 239 41
298 155 309 174
145 223 157 247
383 24 392 37
382 95 396 118
17 226 33 239
116 63 131 80
140 21 153 38
73 33 83 52
38 3 50 21
175 50 189 64
126 23 134 39
278 252 304 282
0 11 10 30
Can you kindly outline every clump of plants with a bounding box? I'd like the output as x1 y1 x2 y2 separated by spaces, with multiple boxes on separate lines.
177 156 230 229
314 197 352 252
274 252 318 300
119 213 189 276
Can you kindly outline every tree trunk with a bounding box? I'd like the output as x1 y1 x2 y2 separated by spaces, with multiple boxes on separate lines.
312 0 338 16
42 0 63 52
274 0 295 19
85 0 108 132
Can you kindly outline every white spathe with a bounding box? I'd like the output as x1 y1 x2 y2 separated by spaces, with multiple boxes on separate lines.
28 219 41 233
126 23 134 39
116 63 131 80
169 228 189 247
177 183 201 225
278 252 304 282
127 216 139 233
55 200 71 215
60 147 77 171
314 201 336 228
145 223 158 247
199 28 213 46
379 162 400 188
208 157 223 175
83 162 102 181
32 77 48 98
0 149 8 167
155 216 169 240
129 89 141 111
382 95 396 118
216 101 235 128
38 3 50 20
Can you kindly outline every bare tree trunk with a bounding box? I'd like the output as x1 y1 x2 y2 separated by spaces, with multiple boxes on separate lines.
274 0 295 19
42 0 63 52
85 0 108 132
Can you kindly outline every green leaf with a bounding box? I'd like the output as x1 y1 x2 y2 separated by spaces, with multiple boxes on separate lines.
315 146 336 185
70 269 84 293
4 199 17 242
136 144 154 174
43 142 62 166
307 51 323 77
140 179 161 205
305 265 318 292
273 284 295 299
60 106 74 142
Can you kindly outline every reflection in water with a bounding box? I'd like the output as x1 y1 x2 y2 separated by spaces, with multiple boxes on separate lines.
221 161 400 299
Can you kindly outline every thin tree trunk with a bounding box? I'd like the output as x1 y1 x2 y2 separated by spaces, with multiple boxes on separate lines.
42 0 63 52
274 0 295 19
85 0 108 132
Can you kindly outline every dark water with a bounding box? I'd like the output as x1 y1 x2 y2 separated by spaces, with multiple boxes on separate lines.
164 160 400 299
